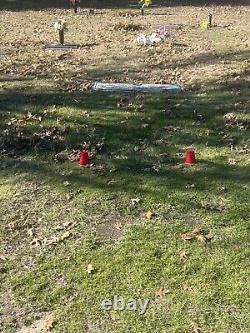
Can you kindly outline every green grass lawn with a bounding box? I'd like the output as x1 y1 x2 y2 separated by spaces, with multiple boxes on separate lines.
1 77 249 333
0 5 250 333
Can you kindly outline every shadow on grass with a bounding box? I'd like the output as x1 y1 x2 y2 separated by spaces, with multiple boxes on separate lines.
161 49 250 71
1 154 249 192
0 70 249 201
0 49 248 89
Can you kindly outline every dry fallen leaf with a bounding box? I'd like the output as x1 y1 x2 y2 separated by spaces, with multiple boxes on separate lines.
86 264 95 274
27 228 35 237
181 228 213 243
173 163 184 169
66 193 74 201
219 186 227 193
182 283 193 291
191 227 202 235
152 164 161 172
195 234 207 242
60 231 71 241
0 254 7 261
185 183 195 189
146 210 157 220
228 158 237 165
192 321 202 333
204 233 213 241
131 198 140 207
63 221 73 229
179 251 188 259
115 222 123 230
155 287 170 298
195 229 213 242
46 316 56 330
30 238 41 247
181 233 195 241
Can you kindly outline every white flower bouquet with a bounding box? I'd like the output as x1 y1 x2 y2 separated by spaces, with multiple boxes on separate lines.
54 20 68 32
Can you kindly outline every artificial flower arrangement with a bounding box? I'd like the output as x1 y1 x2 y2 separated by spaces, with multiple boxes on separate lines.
157 25 170 39
139 0 152 7
54 20 68 32
200 21 210 30
139 0 152 15
54 20 68 44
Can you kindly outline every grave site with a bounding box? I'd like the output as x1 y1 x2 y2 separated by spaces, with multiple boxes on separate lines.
0 0 249 332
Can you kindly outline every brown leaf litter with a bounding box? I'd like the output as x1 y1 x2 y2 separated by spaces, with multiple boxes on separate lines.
181 227 213 242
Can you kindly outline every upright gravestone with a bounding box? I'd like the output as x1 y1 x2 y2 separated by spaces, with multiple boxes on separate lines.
139 0 152 16
55 20 67 45
208 13 213 28
44 20 80 50
70 0 81 14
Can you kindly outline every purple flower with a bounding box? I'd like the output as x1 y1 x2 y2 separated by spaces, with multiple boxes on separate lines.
157 25 170 39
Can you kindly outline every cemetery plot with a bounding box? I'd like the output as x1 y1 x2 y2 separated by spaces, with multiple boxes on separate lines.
0 6 248 91
0 4 249 333
44 19 81 50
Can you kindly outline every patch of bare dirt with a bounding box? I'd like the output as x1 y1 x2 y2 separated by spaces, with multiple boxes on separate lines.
95 214 134 242
16 313 56 333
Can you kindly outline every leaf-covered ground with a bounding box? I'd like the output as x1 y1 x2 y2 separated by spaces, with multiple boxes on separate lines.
0 5 249 333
